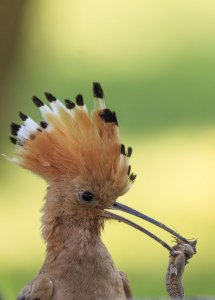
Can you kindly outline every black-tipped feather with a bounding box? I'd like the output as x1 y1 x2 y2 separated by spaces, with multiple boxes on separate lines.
40 121 48 129
10 122 21 136
112 112 118 126
76 94 84 106
93 82 104 98
32 96 44 107
128 165 131 175
99 109 118 126
129 173 137 182
44 92 56 102
19 112 28 121
65 99 75 109
10 136 17 145
127 147 132 157
120 144 126 156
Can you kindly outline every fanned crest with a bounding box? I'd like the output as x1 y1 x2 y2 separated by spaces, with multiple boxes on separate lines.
8 83 136 195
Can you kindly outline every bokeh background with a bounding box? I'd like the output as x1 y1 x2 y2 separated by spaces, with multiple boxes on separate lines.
0 0 215 299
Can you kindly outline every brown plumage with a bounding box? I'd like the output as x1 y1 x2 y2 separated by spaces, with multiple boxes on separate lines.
9 83 134 300
7 82 195 299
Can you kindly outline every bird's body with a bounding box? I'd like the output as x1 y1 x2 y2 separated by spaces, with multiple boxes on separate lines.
18 201 131 299
41 216 127 300
42 223 125 299
8 82 191 299
10 83 133 300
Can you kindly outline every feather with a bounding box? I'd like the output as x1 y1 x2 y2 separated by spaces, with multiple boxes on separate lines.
8 83 135 194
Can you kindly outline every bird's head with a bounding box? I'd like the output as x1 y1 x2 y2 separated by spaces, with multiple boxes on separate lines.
8 83 135 223
8 82 188 246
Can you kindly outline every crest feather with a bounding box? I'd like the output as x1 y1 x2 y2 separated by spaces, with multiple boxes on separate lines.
7 83 136 194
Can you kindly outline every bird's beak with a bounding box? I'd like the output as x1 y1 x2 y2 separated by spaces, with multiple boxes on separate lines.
103 202 189 252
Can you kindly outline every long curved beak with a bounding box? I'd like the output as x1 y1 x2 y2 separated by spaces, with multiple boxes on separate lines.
103 202 189 252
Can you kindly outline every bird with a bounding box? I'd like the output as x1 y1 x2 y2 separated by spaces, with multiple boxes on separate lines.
8 82 135 300
7 82 189 300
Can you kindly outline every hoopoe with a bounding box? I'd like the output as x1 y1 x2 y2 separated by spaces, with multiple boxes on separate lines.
8 83 189 300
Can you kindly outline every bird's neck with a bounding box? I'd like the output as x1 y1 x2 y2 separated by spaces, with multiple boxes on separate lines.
39 193 124 299
42 213 103 254
41 212 110 277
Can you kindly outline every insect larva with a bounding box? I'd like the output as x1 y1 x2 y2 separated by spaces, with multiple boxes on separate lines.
166 238 197 299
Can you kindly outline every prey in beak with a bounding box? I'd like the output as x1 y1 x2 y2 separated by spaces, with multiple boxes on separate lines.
104 202 197 298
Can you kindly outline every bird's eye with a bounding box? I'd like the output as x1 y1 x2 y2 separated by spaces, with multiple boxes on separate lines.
81 191 93 202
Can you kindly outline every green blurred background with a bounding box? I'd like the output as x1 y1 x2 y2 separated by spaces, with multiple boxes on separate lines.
0 0 215 299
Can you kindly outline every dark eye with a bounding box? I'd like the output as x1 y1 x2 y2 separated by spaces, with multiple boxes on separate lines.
81 191 93 202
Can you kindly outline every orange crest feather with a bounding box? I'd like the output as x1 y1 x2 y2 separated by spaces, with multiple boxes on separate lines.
8 83 136 195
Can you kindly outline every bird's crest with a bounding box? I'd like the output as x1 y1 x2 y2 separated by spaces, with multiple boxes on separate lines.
7 83 136 194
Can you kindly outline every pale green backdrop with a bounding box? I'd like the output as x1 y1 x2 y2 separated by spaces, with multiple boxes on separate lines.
0 1 215 299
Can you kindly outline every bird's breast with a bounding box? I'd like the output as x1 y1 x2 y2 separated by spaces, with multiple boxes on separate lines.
42 237 126 300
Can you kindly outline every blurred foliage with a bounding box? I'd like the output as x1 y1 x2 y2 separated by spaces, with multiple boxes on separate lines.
0 1 215 299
